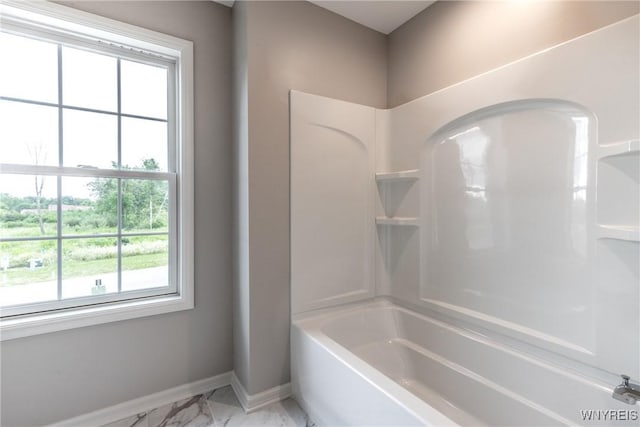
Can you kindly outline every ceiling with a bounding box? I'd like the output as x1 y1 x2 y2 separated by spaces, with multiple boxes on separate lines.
214 1 436 35
308 1 435 34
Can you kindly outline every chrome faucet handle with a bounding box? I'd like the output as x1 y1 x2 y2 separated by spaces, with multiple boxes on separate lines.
621 374 630 386
613 374 640 405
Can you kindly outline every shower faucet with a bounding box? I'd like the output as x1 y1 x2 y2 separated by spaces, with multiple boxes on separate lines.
612 375 640 405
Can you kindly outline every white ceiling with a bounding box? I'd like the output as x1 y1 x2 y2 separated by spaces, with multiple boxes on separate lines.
308 1 435 34
215 0 236 7
214 1 436 35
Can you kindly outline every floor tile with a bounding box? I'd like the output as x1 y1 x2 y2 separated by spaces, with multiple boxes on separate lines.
206 386 315 427
147 394 214 427
279 399 316 427
205 386 244 426
102 413 148 427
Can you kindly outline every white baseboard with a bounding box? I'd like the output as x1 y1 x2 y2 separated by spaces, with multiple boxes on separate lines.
48 371 232 427
230 372 292 413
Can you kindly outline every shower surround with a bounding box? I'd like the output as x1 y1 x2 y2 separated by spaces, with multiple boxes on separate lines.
290 15 639 426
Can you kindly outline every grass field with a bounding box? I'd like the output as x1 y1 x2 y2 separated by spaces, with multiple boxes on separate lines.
0 252 168 286
1 225 168 239
0 231 168 287
1 161 170 291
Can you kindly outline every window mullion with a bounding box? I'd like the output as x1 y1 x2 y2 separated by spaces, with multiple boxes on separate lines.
56 43 63 301
0 96 169 123
0 163 174 180
117 179 123 293
117 58 122 294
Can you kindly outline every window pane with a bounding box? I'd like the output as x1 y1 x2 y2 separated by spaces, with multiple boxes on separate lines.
121 235 168 291
61 177 117 236
121 117 168 171
0 240 58 307
61 237 117 299
0 100 58 166
62 46 117 112
122 179 169 232
121 60 167 119
0 174 58 238
0 32 58 103
63 109 117 169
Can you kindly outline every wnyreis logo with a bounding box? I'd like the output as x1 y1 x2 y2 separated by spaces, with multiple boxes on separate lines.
580 409 639 422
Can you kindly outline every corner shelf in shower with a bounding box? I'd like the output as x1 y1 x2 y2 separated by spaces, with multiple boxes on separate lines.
597 225 640 242
375 169 419 183
596 139 639 159
595 138 639 238
376 170 420 227
376 217 419 226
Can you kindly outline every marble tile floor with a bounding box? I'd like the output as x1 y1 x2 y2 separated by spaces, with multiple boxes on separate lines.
102 385 316 427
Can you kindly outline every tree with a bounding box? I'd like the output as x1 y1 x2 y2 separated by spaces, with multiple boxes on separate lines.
88 171 118 228
26 142 48 235
88 159 168 230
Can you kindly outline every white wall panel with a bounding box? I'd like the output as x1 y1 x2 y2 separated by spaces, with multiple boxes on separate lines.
395 16 639 378
290 91 376 314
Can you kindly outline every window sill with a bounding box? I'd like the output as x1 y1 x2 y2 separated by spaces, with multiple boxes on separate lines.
0 293 193 341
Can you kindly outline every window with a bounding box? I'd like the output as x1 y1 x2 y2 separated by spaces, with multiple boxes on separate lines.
0 1 193 339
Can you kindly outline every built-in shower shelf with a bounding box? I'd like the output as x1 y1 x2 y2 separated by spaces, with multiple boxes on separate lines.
596 139 639 229
375 169 419 182
597 225 640 242
376 217 419 226
597 139 639 159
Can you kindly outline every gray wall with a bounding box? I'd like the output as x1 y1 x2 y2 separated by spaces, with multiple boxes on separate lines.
232 0 251 392
233 0 386 394
388 0 640 107
0 2 232 426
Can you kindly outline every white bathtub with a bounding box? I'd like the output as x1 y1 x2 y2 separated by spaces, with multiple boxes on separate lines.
291 300 633 426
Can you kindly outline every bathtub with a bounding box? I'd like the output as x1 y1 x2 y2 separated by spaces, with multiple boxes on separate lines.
291 299 632 426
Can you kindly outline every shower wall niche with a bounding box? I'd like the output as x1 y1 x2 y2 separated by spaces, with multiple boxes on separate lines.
291 15 639 383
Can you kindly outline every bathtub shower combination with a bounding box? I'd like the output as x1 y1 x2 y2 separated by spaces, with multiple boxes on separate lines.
290 16 639 427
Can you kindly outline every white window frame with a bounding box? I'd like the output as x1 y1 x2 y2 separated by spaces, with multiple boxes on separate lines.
0 0 194 340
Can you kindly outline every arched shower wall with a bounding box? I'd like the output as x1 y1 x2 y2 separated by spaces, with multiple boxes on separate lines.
372 15 639 379
421 100 598 365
